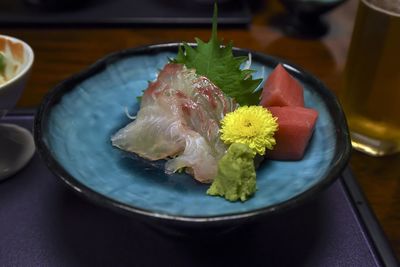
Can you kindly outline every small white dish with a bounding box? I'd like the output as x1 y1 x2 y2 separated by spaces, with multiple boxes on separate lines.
0 35 35 181
0 123 35 180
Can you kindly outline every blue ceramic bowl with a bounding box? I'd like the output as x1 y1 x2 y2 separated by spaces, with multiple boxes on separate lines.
34 43 351 229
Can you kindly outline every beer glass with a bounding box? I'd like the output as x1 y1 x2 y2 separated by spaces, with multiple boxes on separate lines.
340 0 400 156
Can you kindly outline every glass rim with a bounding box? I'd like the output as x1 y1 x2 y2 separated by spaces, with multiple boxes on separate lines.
362 0 400 17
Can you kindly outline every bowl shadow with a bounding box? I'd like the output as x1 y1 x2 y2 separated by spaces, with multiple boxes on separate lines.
51 186 323 266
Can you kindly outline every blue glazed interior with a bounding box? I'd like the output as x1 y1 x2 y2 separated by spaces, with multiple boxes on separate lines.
44 51 335 217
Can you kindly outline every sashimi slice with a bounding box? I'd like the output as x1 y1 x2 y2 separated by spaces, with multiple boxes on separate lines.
111 63 236 183
260 64 304 107
266 106 318 160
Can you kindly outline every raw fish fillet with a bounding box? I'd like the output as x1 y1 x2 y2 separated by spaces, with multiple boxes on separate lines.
260 64 304 107
111 63 236 183
266 106 318 160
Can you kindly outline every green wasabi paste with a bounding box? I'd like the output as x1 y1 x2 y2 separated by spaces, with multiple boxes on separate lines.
207 143 257 202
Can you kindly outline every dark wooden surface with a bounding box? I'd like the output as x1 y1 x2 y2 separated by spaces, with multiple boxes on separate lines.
2 0 399 260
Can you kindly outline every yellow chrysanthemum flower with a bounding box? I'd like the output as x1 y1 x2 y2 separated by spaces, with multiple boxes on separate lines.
220 106 278 155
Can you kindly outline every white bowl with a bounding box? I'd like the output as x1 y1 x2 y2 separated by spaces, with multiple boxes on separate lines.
0 35 35 181
0 34 34 113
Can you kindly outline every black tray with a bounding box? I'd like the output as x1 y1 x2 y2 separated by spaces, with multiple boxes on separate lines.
0 113 397 266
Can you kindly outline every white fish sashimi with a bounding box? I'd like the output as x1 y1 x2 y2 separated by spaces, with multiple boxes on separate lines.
111 103 185 160
111 63 236 183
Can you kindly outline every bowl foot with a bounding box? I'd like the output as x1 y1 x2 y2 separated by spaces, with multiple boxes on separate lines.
0 123 35 181
270 13 328 39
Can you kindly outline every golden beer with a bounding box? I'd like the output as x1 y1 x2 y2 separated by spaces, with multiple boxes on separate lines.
340 0 400 156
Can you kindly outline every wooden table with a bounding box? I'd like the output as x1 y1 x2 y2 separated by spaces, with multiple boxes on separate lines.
2 0 399 260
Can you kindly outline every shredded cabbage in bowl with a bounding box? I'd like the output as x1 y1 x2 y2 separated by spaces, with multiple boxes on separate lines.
0 45 23 86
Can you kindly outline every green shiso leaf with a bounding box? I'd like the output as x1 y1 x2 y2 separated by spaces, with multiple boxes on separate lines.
173 4 262 106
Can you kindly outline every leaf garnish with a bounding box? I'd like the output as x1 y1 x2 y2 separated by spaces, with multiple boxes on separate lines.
173 4 262 106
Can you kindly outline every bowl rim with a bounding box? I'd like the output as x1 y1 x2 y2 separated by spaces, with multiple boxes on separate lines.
0 34 34 89
34 42 351 224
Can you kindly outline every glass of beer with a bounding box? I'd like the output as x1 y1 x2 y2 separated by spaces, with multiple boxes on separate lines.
340 0 400 156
